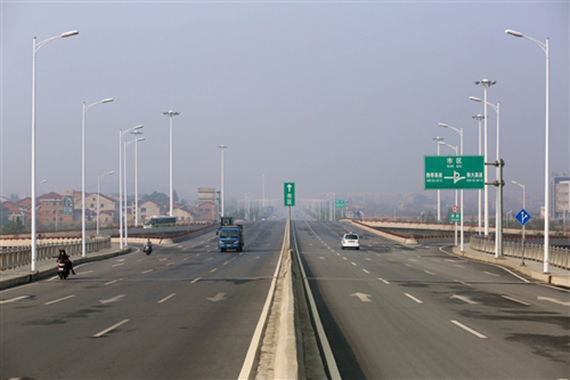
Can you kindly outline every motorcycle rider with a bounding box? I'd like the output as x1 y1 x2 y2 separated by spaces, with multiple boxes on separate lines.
144 239 152 253
57 249 76 275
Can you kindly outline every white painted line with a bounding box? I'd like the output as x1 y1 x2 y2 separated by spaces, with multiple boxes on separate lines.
538 296 570 307
93 319 130 338
1 283 37 294
424 270 436 276
191 277 201 284
142 269 153 274
0 295 30 305
77 270 94 275
158 293 176 304
484 271 500 277
404 263 412 268
105 279 120 286
408 258 418 262
379 278 390 285
351 262 357 266
223 261 231 265
451 295 478 305
210 268 218 273
319 257 325 260
451 320 487 338
454 280 473 287
502 295 530 306
112 263 124 268
159 258 168 262
343 257 348 261
365 258 372 261
362 269 370 274
45 295 75 305
453 264 465 268
405 293 423 304
166 262 175 266
183 257 191 261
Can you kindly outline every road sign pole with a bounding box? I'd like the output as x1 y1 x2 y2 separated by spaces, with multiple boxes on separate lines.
486 159 505 258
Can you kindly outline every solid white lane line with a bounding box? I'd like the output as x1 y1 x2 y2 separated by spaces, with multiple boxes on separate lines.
1 283 37 294
405 293 423 304
362 269 370 274
191 277 201 284
484 271 500 277
451 320 487 338
93 319 130 338
502 295 531 306
538 296 570 307
0 295 30 305
45 295 75 305
158 293 176 304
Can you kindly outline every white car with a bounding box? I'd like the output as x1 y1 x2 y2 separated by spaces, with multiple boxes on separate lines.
341 233 360 250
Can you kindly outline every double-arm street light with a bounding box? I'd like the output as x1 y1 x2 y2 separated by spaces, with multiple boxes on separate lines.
439 123 464 252
433 137 444 223
124 136 145 246
118 125 143 249
163 110 180 216
82 98 113 257
506 29 551 274
97 171 115 235
30 30 79 272
474 78 496 239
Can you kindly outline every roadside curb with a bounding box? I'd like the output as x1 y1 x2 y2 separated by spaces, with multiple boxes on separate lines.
451 246 570 288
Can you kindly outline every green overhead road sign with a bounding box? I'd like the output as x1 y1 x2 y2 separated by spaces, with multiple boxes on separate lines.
284 182 295 206
450 212 461 223
335 199 345 208
424 155 485 190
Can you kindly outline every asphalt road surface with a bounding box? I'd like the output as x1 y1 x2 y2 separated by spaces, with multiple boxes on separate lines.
1 221 284 380
294 220 569 380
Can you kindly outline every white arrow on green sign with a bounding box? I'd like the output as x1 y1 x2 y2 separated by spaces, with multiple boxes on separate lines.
284 182 295 206
425 156 485 190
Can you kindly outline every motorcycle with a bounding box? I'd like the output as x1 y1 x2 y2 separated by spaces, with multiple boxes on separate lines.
57 260 70 280
143 244 153 255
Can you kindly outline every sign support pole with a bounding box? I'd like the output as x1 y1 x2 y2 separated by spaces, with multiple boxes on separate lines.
486 159 505 258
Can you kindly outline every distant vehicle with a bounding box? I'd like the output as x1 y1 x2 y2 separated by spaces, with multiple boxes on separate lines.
341 232 360 250
217 217 244 252
143 216 177 228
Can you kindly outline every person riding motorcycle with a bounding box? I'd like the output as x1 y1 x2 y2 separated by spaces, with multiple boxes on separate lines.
57 249 76 275
143 239 153 254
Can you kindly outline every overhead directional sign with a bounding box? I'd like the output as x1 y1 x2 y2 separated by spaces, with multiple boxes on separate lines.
515 209 532 226
335 199 345 208
424 156 485 190
284 182 295 206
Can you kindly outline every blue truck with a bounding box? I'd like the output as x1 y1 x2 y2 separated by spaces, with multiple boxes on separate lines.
217 217 244 252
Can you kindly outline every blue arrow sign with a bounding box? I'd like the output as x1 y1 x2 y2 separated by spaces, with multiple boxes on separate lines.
515 209 532 226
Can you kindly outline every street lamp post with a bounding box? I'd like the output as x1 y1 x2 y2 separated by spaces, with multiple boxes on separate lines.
97 171 115 235
439 141 459 247
512 180 527 264
131 130 143 226
474 79 496 238
218 145 227 217
472 114 485 235
163 110 180 216
439 124 464 252
123 137 145 246
118 125 143 249
470 97 501 257
506 29 551 273
433 137 444 223
82 98 113 257
30 30 78 272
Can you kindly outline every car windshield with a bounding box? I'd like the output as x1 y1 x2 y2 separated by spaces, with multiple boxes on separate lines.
345 234 358 240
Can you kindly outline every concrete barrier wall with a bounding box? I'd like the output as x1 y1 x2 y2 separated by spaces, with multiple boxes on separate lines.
351 220 419 245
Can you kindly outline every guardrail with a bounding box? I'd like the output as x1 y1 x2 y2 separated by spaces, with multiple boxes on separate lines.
470 236 569 270
1 236 111 271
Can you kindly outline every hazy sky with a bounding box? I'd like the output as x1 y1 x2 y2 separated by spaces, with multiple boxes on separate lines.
1 1 568 204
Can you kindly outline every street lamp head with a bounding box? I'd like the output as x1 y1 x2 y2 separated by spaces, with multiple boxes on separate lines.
108 171 116 176
102 98 114 103
163 110 180 116
218 144 227 149
61 30 79 38
138 137 146 142
505 29 523 38
469 96 482 102
433 136 444 142
475 79 496 87
438 123 449 128
472 114 485 120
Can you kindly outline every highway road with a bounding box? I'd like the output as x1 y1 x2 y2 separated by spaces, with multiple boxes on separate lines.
294 219 569 380
1 221 285 380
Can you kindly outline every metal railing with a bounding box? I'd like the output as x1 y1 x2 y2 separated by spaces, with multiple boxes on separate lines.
470 236 569 270
1 236 111 271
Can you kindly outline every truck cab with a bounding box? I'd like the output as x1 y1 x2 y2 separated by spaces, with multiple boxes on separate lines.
218 217 244 252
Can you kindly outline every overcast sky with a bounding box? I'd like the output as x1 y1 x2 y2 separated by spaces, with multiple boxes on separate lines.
1 1 568 205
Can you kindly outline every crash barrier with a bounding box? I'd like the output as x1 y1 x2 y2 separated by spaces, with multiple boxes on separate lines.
0 236 111 271
351 220 419 245
470 236 569 270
